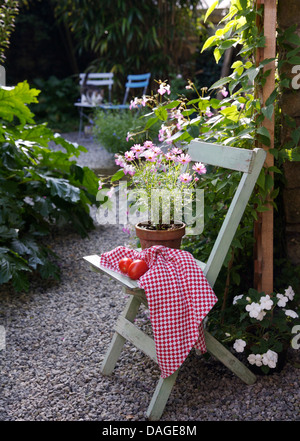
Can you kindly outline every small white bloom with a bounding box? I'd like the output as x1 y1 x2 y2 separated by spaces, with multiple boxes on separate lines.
233 294 243 305
247 353 263 367
276 293 289 308
256 310 266 321
260 294 273 311
285 309 299 319
245 302 262 319
233 339 246 353
262 350 278 369
284 286 295 301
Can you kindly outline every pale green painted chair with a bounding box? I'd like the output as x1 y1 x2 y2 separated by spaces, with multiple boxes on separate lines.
83 140 266 420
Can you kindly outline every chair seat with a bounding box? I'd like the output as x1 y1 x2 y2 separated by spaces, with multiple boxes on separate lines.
74 102 101 108
99 103 130 110
83 253 206 292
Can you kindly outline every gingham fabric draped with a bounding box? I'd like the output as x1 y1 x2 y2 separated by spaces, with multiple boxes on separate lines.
100 246 217 378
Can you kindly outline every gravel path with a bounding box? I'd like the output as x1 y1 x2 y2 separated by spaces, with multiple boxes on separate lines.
0 133 299 422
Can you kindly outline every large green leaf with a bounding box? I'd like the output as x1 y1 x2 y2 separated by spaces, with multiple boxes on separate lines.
0 81 39 125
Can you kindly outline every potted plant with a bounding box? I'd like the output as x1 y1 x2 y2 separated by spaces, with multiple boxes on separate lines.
94 79 207 249
109 140 206 249
225 286 300 374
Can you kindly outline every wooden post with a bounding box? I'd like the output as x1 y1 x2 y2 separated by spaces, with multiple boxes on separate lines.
254 0 277 294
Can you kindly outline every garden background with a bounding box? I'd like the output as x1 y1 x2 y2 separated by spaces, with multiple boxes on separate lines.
0 0 300 421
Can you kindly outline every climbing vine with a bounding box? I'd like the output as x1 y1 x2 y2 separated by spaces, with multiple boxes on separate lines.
124 0 300 299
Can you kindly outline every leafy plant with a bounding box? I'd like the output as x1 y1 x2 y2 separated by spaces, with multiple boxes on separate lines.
123 0 300 301
52 0 203 84
93 109 157 154
222 286 300 374
106 140 206 230
31 75 79 130
0 0 19 64
0 81 99 292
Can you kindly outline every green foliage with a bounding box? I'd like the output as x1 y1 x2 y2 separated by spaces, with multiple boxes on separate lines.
93 109 159 154
124 1 300 304
213 286 300 374
52 0 203 83
31 75 78 130
0 81 99 292
0 0 19 64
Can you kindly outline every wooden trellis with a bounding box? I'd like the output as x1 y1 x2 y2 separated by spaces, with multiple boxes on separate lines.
253 0 277 294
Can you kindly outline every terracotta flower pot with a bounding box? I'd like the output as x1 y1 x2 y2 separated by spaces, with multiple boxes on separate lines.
135 222 186 250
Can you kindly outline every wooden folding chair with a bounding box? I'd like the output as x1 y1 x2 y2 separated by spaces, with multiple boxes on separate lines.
83 140 266 420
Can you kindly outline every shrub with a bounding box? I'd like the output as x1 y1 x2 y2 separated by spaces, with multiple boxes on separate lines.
31 75 78 131
93 110 159 154
0 81 99 292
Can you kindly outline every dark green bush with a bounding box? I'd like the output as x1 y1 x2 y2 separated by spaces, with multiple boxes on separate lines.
0 81 99 292
31 75 79 131
93 109 159 154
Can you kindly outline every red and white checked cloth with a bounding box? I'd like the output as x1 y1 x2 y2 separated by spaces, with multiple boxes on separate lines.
100 245 218 378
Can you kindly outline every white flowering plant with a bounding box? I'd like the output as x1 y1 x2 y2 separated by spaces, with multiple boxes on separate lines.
228 286 300 374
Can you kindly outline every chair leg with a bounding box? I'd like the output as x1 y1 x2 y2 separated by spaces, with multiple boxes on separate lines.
146 369 180 421
204 330 256 385
101 295 142 375
78 107 83 138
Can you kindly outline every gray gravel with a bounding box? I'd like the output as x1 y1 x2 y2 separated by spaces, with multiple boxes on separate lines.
0 132 299 422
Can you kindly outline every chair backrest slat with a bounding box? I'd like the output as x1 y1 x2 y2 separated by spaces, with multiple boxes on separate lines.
186 140 266 288
188 140 255 173
78 72 114 103
122 73 151 105
79 72 114 86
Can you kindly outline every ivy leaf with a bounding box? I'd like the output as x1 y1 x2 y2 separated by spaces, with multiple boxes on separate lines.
204 0 219 23
201 35 218 52
187 125 199 139
257 126 271 146
262 104 274 121
287 56 300 65
219 39 238 50
265 88 278 106
214 47 223 63
246 66 260 82
209 76 231 91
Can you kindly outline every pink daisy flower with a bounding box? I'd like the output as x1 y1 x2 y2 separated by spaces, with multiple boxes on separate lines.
131 144 145 157
143 140 154 149
177 153 192 164
192 162 207 174
179 173 192 183
143 150 157 162
171 147 183 155
125 151 135 161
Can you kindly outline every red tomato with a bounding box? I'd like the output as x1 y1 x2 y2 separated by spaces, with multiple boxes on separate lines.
127 259 149 280
119 257 133 274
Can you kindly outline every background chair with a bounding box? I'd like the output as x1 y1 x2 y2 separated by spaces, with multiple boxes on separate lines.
74 72 114 137
99 73 151 111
